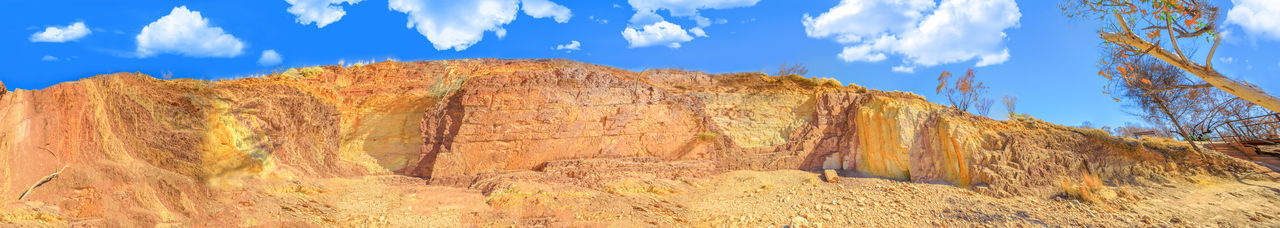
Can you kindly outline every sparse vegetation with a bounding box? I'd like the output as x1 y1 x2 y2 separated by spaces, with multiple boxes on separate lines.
278 66 326 79
1002 95 1017 119
975 98 994 117
774 62 809 77
1058 175 1107 204
937 68 992 115
848 83 868 93
764 62 844 87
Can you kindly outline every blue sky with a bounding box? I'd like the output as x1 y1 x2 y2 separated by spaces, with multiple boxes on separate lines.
3 0 1279 128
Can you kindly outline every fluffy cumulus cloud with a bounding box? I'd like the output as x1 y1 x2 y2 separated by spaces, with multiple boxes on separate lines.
259 50 283 66
136 6 246 58
521 0 572 23
622 0 759 48
804 0 1021 72
389 0 571 51
30 22 92 43
285 0 364 28
1227 0 1280 40
554 40 581 51
622 21 694 48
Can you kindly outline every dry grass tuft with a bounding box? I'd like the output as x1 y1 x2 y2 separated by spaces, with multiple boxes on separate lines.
1059 175 1107 204
773 74 844 87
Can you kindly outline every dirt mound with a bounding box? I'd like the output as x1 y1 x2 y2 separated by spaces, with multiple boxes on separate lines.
0 59 1273 226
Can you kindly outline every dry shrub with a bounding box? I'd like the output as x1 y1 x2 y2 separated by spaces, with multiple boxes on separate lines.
1059 175 1107 204
778 74 843 87
814 78 842 87
847 83 868 93
782 74 807 83
774 62 808 77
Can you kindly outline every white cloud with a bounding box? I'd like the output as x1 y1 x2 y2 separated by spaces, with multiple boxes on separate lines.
589 15 608 24
1227 0 1280 40
554 40 581 51
41 55 59 62
258 50 283 66
892 65 914 73
285 0 364 28
621 0 759 48
839 45 887 62
136 6 246 58
804 0 1021 71
30 22 91 43
1220 57 1236 64
521 0 572 23
388 0 572 51
628 0 759 17
974 49 1010 67
622 21 693 48
689 27 707 37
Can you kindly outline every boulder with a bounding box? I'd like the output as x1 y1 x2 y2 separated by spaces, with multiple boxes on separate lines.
823 169 840 183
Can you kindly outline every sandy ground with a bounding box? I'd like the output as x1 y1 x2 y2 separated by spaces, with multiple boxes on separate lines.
5 169 1278 227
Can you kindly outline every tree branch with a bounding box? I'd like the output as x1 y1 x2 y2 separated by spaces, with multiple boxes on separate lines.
1100 31 1280 113
18 165 68 201
1151 83 1214 92
1206 34 1221 69
1166 19 1189 61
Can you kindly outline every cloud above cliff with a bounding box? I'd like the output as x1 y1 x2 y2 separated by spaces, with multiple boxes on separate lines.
804 0 1021 72
522 0 572 23
285 0 364 28
1227 0 1280 41
30 22 91 43
622 0 759 48
258 50 283 66
136 6 246 58
389 0 571 51
554 40 581 52
622 21 693 48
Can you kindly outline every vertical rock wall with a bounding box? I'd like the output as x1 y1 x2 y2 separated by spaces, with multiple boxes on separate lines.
407 66 714 183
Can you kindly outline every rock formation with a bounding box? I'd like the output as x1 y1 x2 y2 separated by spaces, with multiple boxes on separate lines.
0 59 1264 226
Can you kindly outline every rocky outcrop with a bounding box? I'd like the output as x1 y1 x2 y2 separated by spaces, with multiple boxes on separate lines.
406 65 715 184
0 59 1262 225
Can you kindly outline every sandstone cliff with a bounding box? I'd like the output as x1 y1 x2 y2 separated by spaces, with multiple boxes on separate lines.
0 59 1262 226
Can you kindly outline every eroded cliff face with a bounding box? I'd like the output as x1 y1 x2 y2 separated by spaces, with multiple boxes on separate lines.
0 59 1259 226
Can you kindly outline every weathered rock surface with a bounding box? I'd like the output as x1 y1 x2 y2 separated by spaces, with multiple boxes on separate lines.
0 59 1267 226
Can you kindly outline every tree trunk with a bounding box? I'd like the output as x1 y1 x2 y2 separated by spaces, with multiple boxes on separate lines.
1100 32 1280 113
1155 99 1204 154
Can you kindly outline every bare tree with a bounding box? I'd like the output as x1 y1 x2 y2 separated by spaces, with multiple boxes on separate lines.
937 69 990 113
976 98 994 117
774 62 809 77
1105 56 1234 153
1063 0 1280 113
1002 94 1018 118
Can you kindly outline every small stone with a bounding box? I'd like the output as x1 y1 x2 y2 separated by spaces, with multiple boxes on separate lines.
823 169 841 183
